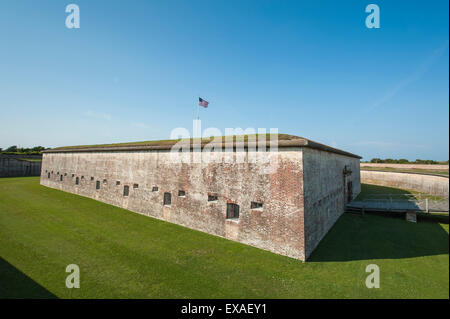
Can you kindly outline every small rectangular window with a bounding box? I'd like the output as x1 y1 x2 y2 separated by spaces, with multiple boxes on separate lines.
123 185 129 196
178 190 186 197
103 179 107 184
48 172 50 179
163 192 171 206
226 203 239 219
133 184 139 189
90 176 94 181
116 181 120 186
60 175 63 181
208 194 218 202
96 181 100 189
152 186 159 192
64 173 67 176
251 202 263 210
72 174 74 178
75 177 79 185
81 176 84 180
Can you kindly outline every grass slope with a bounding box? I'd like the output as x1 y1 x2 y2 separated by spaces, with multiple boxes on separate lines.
356 183 445 201
360 166 449 176
0 177 448 298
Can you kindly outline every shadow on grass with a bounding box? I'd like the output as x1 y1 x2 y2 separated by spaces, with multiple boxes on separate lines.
356 183 416 200
309 214 449 262
0 257 57 298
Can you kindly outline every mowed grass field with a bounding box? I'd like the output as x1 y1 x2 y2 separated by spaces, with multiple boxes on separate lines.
0 177 448 298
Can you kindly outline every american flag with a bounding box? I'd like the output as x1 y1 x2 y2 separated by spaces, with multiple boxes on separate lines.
198 97 209 108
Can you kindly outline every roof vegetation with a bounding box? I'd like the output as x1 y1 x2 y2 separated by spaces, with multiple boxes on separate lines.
44 133 361 158
50 133 300 150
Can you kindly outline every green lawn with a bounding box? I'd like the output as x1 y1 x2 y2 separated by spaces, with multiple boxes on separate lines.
16 158 42 163
0 177 448 298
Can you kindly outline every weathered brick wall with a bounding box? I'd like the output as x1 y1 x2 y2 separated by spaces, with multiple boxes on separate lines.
302 148 361 259
41 149 307 260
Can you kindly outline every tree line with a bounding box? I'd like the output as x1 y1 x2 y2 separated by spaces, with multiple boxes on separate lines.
366 158 449 164
0 146 48 155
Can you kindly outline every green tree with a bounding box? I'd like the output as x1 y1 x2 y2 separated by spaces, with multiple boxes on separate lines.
5 145 18 152
32 146 45 152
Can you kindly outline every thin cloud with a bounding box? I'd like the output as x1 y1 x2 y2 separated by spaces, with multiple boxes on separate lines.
131 122 149 129
83 110 112 121
352 141 426 148
368 40 449 111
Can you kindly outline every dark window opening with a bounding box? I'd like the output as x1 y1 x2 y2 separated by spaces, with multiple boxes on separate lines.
96 181 100 189
123 185 129 196
116 181 120 186
178 190 186 197
57 172 59 175
64 173 67 176
60 175 63 181
72 174 74 178
75 177 79 185
103 179 107 184
163 192 171 206
208 194 218 202
133 184 139 189
81 176 84 180
47 172 50 179
152 186 159 192
226 203 240 219
90 176 94 181
251 202 263 209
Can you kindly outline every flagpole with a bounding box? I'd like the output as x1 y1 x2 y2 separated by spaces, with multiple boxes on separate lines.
196 102 200 120
194 98 201 139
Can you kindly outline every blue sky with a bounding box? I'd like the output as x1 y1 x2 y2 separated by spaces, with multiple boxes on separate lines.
0 0 448 161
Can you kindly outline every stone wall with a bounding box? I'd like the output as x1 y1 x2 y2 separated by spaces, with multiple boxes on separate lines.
40 146 361 261
361 170 449 199
41 149 307 260
302 148 361 259
0 156 42 177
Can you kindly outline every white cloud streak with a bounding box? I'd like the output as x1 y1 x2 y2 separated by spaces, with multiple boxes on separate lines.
83 110 112 121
